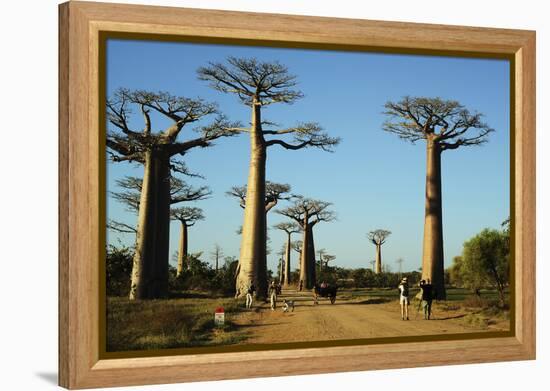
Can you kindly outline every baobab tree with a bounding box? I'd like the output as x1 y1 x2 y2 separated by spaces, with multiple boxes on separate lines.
277 197 336 289
396 257 404 280
273 222 301 286
200 57 340 298
111 176 211 214
291 240 303 256
228 180 290 264
369 260 376 272
170 207 204 277
276 245 286 283
367 229 391 274
227 181 291 213
109 175 209 250
210 244 224 272
107 219 137 236
383 96 494 299
322 254 336 269
230 181 289 264
291 240 303 289
317 249 326 272
109 177 210 255
107 88 239 299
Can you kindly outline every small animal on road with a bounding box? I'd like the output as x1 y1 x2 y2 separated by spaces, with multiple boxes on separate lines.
282 299 295 312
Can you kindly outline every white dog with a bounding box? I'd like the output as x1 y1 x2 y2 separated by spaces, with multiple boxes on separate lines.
282 299 295 312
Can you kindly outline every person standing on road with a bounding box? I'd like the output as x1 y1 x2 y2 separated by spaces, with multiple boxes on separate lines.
398 277 410 320
246 283 255 309
269 281 278 310
419 279 434 320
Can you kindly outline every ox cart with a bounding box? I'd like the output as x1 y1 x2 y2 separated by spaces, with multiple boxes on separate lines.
313 284 337 305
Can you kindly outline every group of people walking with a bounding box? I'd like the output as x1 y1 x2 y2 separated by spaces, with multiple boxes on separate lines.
245 281 282 311
398 277 435 320
245 277 435 321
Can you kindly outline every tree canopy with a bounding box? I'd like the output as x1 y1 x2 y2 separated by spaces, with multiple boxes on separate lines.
227 181 292 211
198 57 341 152
367 229 391 245
273 221 301 235
111 176 211 213
106 88 242 167
382 96 494 150
276 196 336 227
198 57 304 106
291 240 303 254
170 207 205 226
461 228 509 305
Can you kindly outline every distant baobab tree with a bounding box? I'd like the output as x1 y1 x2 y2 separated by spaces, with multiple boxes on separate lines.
277 245 286 283
210 244 224 272
199 57 340 298
291 240 303 284
277 197 336 289
170 207 204 276
322 254 336 269
317 249 326 271
291 240 303 256
273 222 301 286
383 96 494 299
107 89 240 300
396 257 404 279
367 229 391 274
227 181 291 213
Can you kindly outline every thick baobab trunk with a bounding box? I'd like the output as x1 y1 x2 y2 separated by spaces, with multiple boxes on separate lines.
283 233 292 286
421 140 446 299
152 153 171 298
129 151 158 300
236 102 268 298
299 221 316 290
306 225 316 288
176 221 188 277
299 214 309 289
129 150 172 300
375 244 382 274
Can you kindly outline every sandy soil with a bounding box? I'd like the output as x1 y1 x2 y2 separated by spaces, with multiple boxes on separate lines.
229 289 509 344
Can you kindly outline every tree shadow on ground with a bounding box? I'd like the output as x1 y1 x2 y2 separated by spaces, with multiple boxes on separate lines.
169 291 225 299
310 298 392 306
233 322 288 328
433 310 481 321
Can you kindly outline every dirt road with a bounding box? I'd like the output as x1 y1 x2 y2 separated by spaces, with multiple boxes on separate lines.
229 289 508 344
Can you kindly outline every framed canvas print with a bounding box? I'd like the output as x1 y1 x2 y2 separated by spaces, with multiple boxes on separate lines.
58 1 536 389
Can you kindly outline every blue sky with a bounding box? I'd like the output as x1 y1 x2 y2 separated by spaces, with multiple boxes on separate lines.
106 39 510 274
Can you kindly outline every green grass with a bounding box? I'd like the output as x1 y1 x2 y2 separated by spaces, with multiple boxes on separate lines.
340 287 508 303
107 292 246 352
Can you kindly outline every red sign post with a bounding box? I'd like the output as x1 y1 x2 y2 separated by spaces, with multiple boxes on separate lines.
214 307 224 326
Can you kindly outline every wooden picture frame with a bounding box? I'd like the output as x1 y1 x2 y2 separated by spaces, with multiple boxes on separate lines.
59 1 536 389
